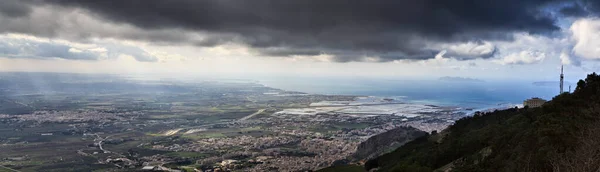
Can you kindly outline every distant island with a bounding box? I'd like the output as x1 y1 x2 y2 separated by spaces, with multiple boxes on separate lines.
533 81 572 86
438 76 485 82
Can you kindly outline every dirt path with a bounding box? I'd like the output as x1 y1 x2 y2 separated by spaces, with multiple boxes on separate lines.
163 128 183 136
239 109 266 121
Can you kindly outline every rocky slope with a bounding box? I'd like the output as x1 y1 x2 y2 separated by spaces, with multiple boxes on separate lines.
352 126 426 161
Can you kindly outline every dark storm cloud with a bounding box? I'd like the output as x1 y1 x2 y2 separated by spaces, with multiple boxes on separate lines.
560 4 590 17
9 0 579 61
41 0 561 36
0 0 31 18
555 0 600 18
570 0 600 16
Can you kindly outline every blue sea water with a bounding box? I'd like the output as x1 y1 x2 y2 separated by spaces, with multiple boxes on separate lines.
258 77 560 110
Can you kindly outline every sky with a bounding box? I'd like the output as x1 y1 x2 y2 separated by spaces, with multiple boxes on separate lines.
2 0 600 81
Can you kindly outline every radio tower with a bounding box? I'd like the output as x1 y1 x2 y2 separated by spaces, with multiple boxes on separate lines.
560 65 564 94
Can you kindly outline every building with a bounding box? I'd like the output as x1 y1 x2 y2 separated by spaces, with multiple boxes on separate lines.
141 166 155 171
141 166 162 171
220 159 239 166
523 97 547 108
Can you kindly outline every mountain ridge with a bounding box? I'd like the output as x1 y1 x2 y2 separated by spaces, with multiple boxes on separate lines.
322 72 600 172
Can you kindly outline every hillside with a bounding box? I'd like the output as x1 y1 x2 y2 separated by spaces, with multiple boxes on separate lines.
367 73 600 171
352 126 427 161
325 73 600 172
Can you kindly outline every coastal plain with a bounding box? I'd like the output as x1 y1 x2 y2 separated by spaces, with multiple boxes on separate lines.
0 73 472 171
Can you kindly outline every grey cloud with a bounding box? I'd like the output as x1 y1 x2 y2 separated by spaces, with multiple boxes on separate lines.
0 5 200 47
0 38 99 60
448 48 497 60
0 37 158 62
33 43 98 60
0 0 31 18
323 50 439 63
445 45 497 60
102 44 158 62
260 48 322 57
571 58 582 67
0 42 21 55
1 0 577 62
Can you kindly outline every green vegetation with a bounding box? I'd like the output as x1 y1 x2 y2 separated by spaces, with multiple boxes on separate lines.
166 152 208 159
182 132 226 139
240 127 262 132
179 166 197 172
334 122 370 130
318 165 365 172
360 73 600 171
148 114 180 119
0 168 15 172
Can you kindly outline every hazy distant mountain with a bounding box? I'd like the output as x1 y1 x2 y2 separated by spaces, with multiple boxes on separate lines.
532 81 572 86
438 76 485 82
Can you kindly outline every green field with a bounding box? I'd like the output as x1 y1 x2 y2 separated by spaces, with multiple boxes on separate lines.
165 152 208 158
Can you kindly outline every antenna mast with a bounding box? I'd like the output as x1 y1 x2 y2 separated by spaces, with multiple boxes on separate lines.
560 65 564 94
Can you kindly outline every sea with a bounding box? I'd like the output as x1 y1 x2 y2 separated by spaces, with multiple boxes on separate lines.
257 77 560 112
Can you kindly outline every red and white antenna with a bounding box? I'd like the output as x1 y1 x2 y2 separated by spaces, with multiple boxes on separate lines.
560 65 564 94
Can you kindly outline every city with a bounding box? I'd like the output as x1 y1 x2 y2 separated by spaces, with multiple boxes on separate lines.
0 74 474 171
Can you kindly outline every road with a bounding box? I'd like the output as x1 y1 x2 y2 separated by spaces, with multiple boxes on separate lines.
87 133 113 153
161 108 267 135
239 109 265 121
163 128 183 136
98 135 114 153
